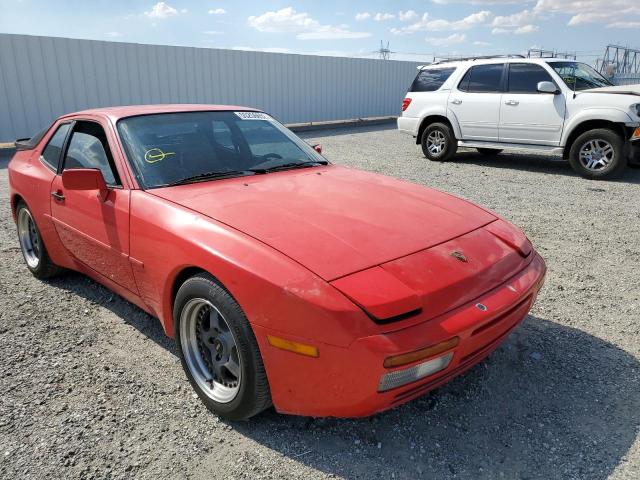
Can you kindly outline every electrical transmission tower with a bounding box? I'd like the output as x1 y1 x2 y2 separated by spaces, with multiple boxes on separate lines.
527 48 576 60
376 41 392 60
596 44 640 75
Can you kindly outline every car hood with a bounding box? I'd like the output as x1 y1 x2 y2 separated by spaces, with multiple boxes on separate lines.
151 166 496 280
583 85 640 96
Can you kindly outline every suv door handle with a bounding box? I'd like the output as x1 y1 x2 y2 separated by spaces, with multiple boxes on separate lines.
450 99 462 105
505 100 519 106
51 191 65 202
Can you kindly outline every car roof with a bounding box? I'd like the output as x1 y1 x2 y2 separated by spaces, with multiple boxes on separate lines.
59 104 260 121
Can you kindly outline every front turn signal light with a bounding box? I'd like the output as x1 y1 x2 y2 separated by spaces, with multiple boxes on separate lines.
267 335 319 358
632 127 640 139
383 337 459 368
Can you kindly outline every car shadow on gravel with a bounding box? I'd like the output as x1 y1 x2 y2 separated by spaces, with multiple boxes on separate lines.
453 150 640 184
227 316 639 480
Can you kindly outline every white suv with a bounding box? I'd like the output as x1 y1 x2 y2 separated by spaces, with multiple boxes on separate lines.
398 56 640 179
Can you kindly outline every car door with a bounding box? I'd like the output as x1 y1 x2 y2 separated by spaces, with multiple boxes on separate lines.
499 63 566 145
447 63 505 141
50 119 138 293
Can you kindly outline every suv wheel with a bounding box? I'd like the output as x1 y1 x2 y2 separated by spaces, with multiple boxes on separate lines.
421 123 457 161
477 148 503 155
569 129 626 179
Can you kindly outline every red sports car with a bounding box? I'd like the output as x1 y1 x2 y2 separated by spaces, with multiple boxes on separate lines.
8 105 546 420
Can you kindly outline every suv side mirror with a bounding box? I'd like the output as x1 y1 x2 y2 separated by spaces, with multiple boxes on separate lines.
537 81 559 94
62 168 109 202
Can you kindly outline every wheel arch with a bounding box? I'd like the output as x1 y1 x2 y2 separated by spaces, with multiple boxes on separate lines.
562 119 627 160
416 115 456 145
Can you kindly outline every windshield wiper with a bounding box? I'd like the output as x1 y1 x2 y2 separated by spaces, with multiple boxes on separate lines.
165 170 255 186
249 160 329 174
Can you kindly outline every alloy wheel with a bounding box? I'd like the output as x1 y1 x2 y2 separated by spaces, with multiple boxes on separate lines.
578 139 615 171
180 298 242 403
17 208 41 269
427 130 447 156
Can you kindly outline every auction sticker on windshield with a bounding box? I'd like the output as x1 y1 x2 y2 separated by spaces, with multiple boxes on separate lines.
234 111 273 121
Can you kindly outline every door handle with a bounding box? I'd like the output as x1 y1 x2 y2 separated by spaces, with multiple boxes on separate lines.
51 191 65 202
450 99 462 105
504 100 519 106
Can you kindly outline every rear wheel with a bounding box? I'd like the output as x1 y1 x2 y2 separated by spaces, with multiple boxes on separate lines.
174 273 271 420
421 122 457 161
476 148 503 155
568 128 626 179
16 202 63 279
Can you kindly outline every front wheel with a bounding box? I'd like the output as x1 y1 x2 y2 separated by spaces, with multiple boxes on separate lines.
568 129 626 179
421 122 458 161
174 273 271 420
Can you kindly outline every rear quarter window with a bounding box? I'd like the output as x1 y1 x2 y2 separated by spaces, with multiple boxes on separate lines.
409 68 456 92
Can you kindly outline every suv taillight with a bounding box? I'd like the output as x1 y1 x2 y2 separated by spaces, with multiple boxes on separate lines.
401 98 412 112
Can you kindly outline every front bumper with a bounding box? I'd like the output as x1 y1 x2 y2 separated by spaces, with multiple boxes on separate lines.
254 253 546 418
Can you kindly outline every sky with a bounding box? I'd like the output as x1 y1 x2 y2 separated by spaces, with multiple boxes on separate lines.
1 1 639 64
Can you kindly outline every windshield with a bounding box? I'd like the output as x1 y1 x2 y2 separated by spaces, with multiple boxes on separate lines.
117 111 324 188
548 61 613 91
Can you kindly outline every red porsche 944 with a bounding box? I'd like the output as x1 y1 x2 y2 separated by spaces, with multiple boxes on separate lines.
8 105 545 419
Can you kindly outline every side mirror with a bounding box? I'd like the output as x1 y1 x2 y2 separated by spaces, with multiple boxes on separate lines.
537 81 559 94
62 168 109 202
312 144 322 154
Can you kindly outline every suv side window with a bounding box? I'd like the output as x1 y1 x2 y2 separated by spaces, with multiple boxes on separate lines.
40 123 71 171
458 64 504 93
409 68 456 92
63 121 121 187
508 63 555 93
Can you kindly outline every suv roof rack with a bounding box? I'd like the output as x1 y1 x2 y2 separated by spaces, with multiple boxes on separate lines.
430 54 525 65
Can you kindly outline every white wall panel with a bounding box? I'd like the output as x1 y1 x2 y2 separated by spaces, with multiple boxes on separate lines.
0 34 419 141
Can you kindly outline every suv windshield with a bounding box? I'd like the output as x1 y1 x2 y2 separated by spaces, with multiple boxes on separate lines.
117 111 325 188
548 61 612 91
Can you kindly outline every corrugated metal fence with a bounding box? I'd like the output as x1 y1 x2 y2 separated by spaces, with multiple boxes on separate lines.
0 34 419 142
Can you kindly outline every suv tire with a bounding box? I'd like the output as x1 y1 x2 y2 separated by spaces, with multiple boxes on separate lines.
477 148 503 156
421 123 457 161
568 128 626 180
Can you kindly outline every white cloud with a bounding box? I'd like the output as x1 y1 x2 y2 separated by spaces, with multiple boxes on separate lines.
534 0 640 28
203 30 223 35
105 31 122 37
374 12 396 21
392 11 492 34
145 2 180 18
208 8 226 15
355 12 370 21
490 9 539 33
298 25 371 40
433 0 522 4
398 10 418 21
248 7 371 40
426 33 466 46
474 40 492 45
514 24 539 33
606 20 640 28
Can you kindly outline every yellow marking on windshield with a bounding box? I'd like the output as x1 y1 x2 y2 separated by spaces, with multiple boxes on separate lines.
144 148 176 164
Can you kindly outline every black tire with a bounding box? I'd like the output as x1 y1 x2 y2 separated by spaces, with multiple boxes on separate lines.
568 128 626 180
174 273 271 420
421 122 458 161
15 201 63 279
476 148 503 155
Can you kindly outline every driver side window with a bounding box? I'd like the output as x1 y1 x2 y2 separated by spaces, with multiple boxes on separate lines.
63 121 121 187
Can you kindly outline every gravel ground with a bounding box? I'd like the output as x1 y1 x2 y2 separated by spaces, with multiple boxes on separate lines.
0 124 639 480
